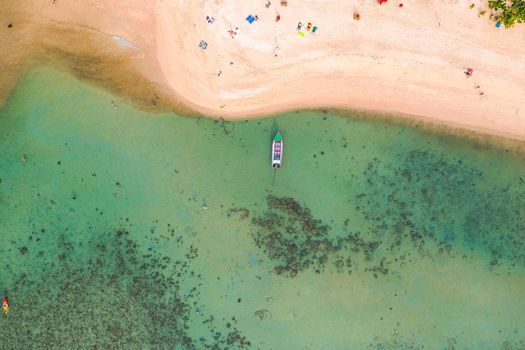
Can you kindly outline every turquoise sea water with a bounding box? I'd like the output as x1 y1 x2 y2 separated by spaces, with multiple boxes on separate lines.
0 67 524 349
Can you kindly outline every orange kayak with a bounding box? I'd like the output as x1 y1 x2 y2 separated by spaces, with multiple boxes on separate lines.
2 297 9 314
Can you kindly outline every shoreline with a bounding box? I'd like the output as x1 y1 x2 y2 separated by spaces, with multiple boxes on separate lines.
1 0 525 142
5 64 525 157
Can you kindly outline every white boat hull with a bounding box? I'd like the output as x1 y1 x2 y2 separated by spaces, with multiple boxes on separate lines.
272 140 283 168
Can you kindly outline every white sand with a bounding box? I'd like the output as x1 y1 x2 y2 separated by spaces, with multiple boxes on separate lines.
2 0 525 139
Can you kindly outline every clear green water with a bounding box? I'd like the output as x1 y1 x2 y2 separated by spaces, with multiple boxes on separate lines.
0 67 524 349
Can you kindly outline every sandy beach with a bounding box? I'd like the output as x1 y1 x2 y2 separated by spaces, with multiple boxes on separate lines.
1 0 525 139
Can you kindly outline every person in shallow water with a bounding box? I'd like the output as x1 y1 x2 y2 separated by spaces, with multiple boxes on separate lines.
2 297 9 314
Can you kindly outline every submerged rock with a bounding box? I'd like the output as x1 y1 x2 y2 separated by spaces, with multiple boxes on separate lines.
1 226 251 349
254 309 272 320
251 195 381 277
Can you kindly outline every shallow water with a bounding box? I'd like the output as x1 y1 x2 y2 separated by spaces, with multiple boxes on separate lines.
0 67 524 349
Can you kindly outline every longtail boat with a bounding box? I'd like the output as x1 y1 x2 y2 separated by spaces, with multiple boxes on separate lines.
271 132 283 168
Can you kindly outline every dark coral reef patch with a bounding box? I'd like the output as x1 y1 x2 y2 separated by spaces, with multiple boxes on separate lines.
358 149 525 268
251 195 382 277
0 227 250 349
250 148 525 278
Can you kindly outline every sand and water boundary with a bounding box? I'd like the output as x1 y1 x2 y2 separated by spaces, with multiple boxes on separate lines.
1 0 525 146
